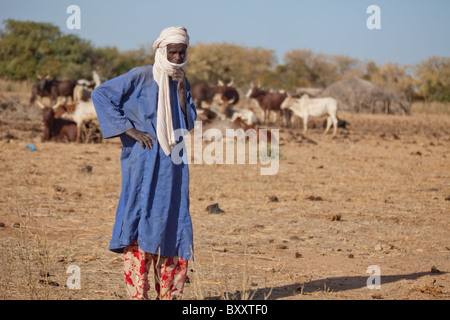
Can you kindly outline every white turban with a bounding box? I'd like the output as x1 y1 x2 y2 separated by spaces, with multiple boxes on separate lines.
153 26 190 156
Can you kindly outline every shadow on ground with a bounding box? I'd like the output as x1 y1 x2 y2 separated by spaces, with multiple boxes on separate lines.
206 271 447 300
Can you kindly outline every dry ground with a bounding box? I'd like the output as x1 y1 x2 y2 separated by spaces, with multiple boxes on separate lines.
0 89 449 300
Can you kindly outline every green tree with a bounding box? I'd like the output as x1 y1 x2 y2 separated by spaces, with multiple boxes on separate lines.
0 19 62 79
414 56 450 102
282 50 364 90
0 19 97 80
50 34 95 79
283 50 338 88
0 19 155 82
186 42 276 87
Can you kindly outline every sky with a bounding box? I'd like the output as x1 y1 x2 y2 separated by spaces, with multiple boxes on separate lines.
0 0 449 66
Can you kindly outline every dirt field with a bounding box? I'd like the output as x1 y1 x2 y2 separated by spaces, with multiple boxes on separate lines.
0 89 449 300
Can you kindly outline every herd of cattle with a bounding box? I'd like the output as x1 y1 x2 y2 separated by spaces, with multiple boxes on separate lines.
30 72 344 143
31 71 102 142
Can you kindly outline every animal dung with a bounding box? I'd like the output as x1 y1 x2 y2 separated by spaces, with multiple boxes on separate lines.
206 203 224 214
269 196 278 202
80 165 93 173
306 195 323 201
54 185 66 193
331 214 342 221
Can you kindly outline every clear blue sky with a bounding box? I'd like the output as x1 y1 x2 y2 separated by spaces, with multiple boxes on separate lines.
1 0 449 65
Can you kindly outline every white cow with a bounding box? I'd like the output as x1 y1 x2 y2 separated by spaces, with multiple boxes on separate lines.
66 100 98 141
230 108 259 125
73 71 102 102
281 93 338 136
46 99 99 142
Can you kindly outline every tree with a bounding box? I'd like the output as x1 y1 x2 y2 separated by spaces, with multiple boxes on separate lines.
331 55 363 80
0 19 98 80
0 19 62 79
363 60 379 81
282 50 362 89
186 42 276 87
0 19 155 82
414 56 450 102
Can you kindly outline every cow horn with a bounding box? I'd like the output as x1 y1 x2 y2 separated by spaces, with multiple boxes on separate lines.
218 80 224 86
36 72 42 80
36 100 46 109
228 79 234 86
52 100 62 110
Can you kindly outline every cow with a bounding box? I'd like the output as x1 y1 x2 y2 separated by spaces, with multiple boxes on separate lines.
230 108 259 125
52 79 77 104
73 71 103 102
43 99 99 142
73 80 93 102
190 81 219 109
246 85 288 125
30 74 54 106
196 107 224 122
54 100 99 142
281 93 339 136
36 100 77 142
30 75 76 106
217 80 239 106
216 80 240 118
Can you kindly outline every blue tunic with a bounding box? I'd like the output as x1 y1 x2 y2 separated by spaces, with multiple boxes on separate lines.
91 65 197 260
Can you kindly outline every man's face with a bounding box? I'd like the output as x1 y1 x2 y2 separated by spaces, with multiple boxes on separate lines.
167 43 187 64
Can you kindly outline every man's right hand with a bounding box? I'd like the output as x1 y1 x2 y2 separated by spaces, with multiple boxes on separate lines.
125 128 156 150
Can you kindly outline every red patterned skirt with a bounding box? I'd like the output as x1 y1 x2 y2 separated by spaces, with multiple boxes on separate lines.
123 241 188 300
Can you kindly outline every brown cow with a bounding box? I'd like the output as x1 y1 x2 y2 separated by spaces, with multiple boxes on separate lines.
190 81 218 109
217 80 240 118
30 74 54 106
246 86 288 125
31 76 77 106
36 101 77 142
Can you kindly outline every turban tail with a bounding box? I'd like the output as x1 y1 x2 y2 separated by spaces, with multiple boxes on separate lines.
153 26 189 156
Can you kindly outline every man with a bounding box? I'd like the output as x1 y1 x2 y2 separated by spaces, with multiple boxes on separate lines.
91 26 196 300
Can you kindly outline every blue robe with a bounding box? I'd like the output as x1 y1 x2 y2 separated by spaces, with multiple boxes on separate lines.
91 65 197 260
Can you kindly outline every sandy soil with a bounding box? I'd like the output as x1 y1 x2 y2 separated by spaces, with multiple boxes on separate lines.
0 91 449 300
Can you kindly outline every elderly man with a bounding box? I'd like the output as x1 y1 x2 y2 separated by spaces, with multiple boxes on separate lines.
91 26 197 300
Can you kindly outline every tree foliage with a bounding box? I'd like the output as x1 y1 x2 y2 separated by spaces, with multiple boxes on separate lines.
281 50 363 89
0 19 154 81
187 42 276 88
414 56 450 102
0 19 448 103
0 19 62 79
